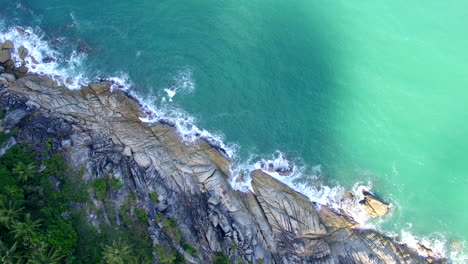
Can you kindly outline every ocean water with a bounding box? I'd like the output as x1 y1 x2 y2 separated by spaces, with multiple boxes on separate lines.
2 0 468 261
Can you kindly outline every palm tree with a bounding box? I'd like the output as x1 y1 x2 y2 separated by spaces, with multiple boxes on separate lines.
27 248 64 264
102 239 133 264
13 162 37 182
11 213 42 241
0 201 23 229
0 240 24 264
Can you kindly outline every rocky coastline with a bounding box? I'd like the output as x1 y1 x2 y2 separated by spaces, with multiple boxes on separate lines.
0 39 446 263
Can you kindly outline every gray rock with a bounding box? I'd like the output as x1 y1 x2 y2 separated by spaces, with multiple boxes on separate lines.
26 100 41 110
18 46 29 60
134 152 152 168
61 139 73 150
0 65 4 73
0 73 16 82
5 109 30 129
0 77 7 86
1 74 444 264
122 146 132 156
0 137 17 156
0 50 11 63
2 40 14 49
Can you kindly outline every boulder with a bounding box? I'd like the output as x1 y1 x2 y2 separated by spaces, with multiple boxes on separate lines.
16 65 29 74
30 56 39 64
0 65 4 73
5 109 31 129
18 46 29 60
2 40 14 50
134 152 152 168
16 27 26 35
0 73 16 82
0 77 7 86
0 50 11 63
359 191 389 218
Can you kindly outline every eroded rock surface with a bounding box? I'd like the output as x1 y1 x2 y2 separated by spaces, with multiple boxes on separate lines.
359 191 390 218
0 72 445 264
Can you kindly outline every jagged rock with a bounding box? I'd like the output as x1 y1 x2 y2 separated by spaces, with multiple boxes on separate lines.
18 46 29 60
0 73 16 82
1 74 445 264
0 50 11 63
2 40 14 49
251 170 331 260
359 191 389 218
5 109 31 129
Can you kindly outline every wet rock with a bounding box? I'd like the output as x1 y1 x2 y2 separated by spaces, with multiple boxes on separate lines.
16 65 29 74
42 56 55 63
2 40 14 50
16 27 26 35
0 50 11 63
30 56 39 64
0 73 16 82
359 191 389 218
18 46 29 60
5 109 31 129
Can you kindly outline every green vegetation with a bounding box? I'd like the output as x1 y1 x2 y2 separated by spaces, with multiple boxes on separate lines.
108 177 123 191
181 240 197 257
0 142 155 263
92 178 107 199
0 131 10 146
0 109 5 119
213 251 230 264
91 175 124 200
134 208 148 222
150 192 159 202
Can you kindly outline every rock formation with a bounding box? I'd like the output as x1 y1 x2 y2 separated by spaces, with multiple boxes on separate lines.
0 40 445 263
359 191 390 218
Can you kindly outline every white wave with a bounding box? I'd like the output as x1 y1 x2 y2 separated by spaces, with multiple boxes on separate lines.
0 25 89 89
162 68 195 101
2 22 464 263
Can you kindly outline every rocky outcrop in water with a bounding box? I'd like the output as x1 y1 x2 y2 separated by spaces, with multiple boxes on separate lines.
359 191 390 218
0 46 445 263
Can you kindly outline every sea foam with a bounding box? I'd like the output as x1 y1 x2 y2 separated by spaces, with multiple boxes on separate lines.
1 23 465 263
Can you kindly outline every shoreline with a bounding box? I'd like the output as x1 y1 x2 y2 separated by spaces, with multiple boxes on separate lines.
0 32 453 262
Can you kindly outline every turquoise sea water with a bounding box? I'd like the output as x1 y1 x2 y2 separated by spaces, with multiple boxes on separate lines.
2 0 468 260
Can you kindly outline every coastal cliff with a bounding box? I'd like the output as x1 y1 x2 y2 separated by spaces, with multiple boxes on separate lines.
0 50 445 263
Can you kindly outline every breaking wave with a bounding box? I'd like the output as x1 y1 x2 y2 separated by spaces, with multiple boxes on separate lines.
1 22 465 263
